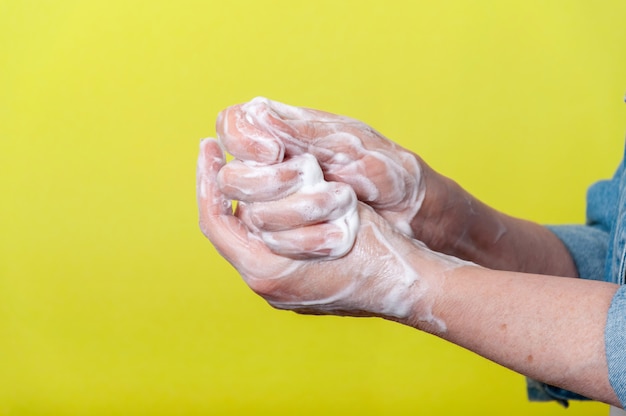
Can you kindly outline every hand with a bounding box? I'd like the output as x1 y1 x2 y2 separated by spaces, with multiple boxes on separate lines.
216 97 427 238
197 138 459 325
214 97 579 277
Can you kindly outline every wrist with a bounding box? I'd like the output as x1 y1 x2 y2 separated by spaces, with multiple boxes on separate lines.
409 165 468 254
387 238 476 334
409 168 518 271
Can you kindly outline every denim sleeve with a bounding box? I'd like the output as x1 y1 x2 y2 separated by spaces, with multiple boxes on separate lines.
545 225 610 281
606 285 626 408
525 224 610 406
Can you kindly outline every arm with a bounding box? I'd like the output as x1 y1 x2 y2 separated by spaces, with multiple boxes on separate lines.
197 138 619 406
216 97 578 277
400 262 619 405
416 170 579 277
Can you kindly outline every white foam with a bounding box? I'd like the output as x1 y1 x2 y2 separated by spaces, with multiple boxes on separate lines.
219 98 467 327
239 97 425 238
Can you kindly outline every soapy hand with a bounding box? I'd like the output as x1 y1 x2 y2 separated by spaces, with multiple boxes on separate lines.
197 138 453 323
215 97 530 275
226 151 360 260
216 97 426 237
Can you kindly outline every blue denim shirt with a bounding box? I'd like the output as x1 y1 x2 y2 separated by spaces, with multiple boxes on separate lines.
528 146 626 407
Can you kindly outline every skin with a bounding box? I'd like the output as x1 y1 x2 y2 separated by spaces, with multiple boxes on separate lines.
217 97 578 277
198 139 456 321
199 98 623 406
423 267 619 405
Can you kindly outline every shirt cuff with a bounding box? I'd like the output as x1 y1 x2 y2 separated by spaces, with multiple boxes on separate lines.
546 225 609 281
606 285 626 408
526 378 590 407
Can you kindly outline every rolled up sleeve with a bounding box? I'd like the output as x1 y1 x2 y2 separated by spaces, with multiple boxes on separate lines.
606 285 626 408
546 225 609 281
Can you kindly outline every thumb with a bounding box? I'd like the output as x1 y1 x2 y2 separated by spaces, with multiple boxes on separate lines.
196 138 301 297
196 138 259 263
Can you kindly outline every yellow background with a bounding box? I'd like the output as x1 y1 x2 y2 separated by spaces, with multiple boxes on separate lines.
1 1 625 415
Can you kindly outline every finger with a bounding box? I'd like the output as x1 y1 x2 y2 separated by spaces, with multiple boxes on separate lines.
217 155 313 202
198 138 315 302
254 97 375 146
219 98 417 212
216 103 285 164
237 181 357 232
313 136 417 208
263 131 389 206
235 98 398 185
259 216 358 260
234 106 374 204
220 96 347 161
196 138 266 264
217 97 345 165
305 132 379 201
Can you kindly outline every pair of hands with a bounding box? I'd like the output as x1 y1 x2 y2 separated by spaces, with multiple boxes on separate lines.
198 102 623 405
197 97 467 325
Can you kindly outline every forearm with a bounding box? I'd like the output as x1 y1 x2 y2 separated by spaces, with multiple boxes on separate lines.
398 263 619 405
413 167 578 277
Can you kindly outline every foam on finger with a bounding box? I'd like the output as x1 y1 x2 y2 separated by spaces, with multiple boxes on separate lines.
217 104 285 164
